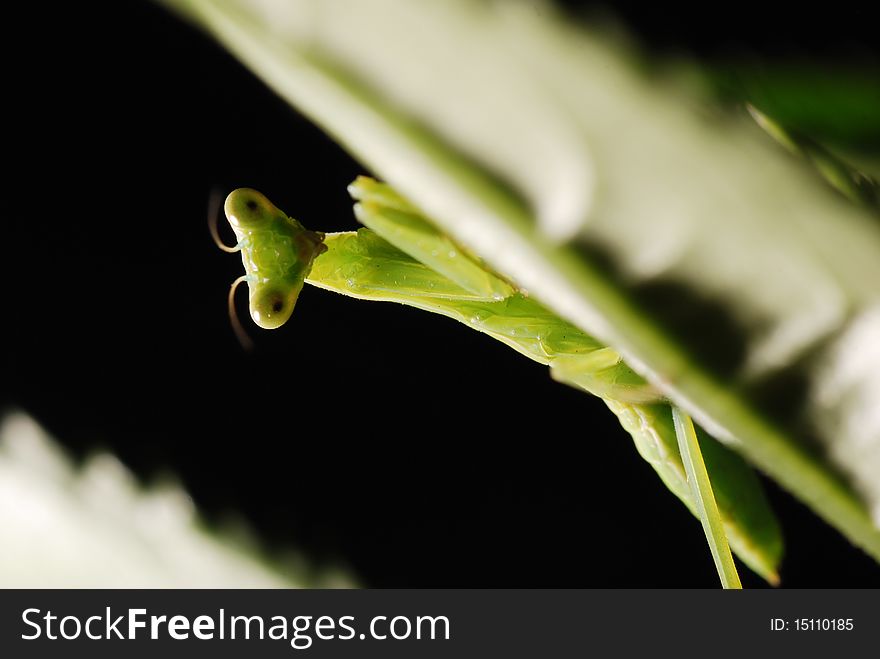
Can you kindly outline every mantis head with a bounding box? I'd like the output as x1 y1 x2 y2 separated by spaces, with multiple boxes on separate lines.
221 188 326 335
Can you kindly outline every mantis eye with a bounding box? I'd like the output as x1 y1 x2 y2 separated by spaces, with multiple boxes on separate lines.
224 188 273 229
250 285 298 330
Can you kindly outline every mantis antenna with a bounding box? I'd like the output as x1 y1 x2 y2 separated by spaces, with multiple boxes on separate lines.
227 275 254 351
208 188 242 253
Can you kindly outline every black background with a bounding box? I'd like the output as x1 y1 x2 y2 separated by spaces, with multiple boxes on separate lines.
4 1 879 587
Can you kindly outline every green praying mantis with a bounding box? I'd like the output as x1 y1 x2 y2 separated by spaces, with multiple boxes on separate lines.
215 176 785 588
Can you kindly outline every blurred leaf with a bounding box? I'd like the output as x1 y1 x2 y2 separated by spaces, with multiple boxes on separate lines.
710 62 880 151
0 412 352 587
160 0 880 565
746 105 879 210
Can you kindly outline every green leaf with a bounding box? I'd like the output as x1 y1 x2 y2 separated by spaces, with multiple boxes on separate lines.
160 0 880 566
